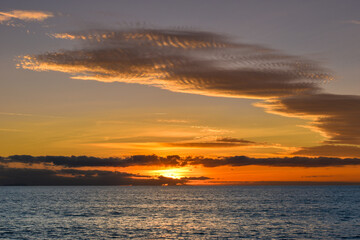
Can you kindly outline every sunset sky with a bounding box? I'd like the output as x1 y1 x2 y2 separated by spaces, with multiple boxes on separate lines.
1 0 360 185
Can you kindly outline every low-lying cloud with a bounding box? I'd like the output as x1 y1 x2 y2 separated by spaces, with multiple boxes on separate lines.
2 154 360 168
2 155 183 168
0 165 210 186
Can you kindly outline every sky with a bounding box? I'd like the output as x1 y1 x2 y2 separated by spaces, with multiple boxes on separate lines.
1 0 360 185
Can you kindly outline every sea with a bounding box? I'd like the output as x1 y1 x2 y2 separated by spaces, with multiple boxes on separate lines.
0 186 359 239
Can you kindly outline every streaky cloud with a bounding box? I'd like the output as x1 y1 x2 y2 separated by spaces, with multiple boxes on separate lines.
163 137 261 148
216 137 256 144
347 20 360 25
19 28 331 99
0 10 53 23
293 144 360 158
18 27 360 147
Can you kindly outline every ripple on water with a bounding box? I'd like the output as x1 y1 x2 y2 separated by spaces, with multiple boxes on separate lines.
0 186 359 239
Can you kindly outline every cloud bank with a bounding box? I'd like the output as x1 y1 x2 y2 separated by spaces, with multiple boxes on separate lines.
2 154 360 168
0 165 209 186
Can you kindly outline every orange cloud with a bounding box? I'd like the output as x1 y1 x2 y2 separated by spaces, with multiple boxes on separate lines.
0 10 53 23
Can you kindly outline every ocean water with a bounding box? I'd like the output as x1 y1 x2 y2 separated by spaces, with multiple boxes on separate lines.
0 186 359 239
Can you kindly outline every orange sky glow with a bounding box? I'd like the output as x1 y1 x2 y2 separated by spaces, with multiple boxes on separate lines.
1 2 360 186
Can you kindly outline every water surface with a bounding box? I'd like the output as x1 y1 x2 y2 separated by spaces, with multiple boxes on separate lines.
1 186 359 239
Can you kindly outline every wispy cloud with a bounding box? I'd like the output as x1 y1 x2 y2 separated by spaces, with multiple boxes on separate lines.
163 137 260 149
190 125 232 134
156 119 190 124
0 128 26 132
0 10 53 24
293 144 360 158
93 136 194 143
346 20 360 25
0 112 34 117
0 111 62 119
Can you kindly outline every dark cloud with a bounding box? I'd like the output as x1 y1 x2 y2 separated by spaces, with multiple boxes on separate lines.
2 154 360 168
216 137 256 144
206 180 360 185
185 156 360 168
293 144 360 158
164 142 242 148
181 176 211 181
261 93 360 145
18 27 360 149
19 28 330 99
163 137 260 148
3 155 183 168
0 165 208 186
301 175 334 178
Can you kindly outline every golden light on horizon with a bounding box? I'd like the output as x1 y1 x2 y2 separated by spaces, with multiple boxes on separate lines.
149 168 190 179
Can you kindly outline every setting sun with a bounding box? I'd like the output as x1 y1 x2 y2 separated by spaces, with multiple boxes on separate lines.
149 168 189 179
1 0 360 186
1 1 360 239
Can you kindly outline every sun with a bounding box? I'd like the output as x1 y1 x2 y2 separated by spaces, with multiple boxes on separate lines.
150 168 187 179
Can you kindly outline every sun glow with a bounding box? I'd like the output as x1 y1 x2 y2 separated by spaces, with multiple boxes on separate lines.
150 168 188 179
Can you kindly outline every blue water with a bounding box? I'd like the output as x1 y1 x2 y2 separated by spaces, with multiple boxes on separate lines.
0 186 360 239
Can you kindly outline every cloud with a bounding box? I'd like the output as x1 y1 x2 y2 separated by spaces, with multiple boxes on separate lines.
0 111 62 119
19 28 331 99
163 137 258 148
156 119 190 123
2 154 360 168
259 93 360 145
18 27 360 149
347 20 360 25
0 128 25 132
0 165 210 186
293 145 360 158
207 180 360 185
94 136 194 143
3 155 183 168
0 10 53 24
164 142 242 148
216 137 256 144
186 156 360 168
301 175 334 178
